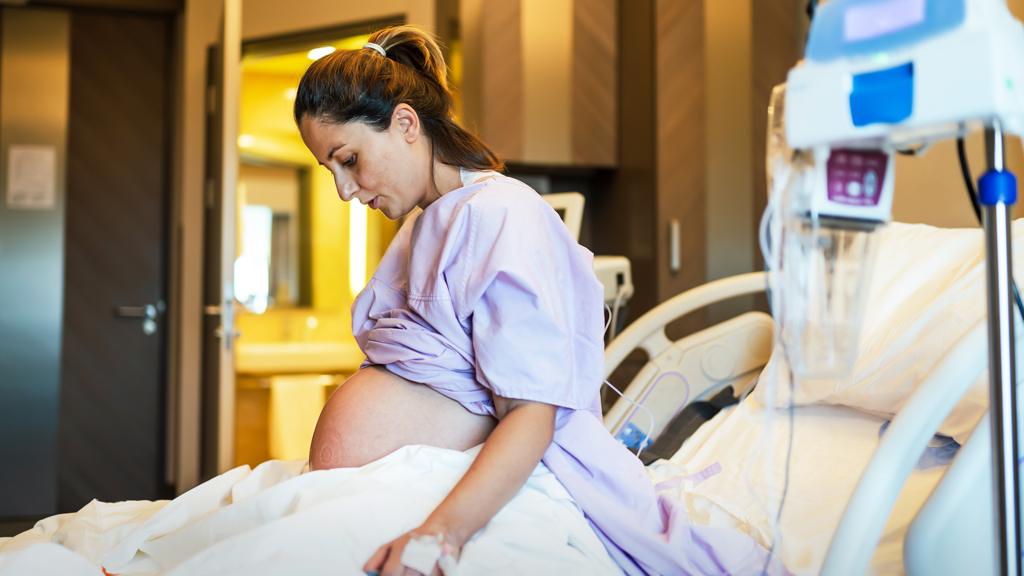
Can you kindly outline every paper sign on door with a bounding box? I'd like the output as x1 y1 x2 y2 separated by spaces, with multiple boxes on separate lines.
6 145 57 210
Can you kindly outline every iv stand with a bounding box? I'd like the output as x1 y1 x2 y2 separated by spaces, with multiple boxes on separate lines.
982 121 1021 576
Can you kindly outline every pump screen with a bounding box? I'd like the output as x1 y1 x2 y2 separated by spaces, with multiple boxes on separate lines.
845 0 926 42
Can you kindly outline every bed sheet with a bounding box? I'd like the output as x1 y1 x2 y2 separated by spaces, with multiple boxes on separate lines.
650 398 948 575
0 444 620 576
2 400 946 576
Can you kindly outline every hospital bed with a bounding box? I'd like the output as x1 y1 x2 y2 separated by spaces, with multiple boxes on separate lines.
600 270 940 574
601 220 1024 575
0 222 1013 575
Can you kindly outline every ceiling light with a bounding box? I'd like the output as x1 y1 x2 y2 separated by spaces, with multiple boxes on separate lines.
307 46 336 60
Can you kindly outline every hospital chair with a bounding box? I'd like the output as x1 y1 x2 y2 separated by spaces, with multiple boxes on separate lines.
603 270 1009 574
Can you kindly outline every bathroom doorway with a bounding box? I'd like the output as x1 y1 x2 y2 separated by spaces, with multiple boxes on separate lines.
201 16 404 478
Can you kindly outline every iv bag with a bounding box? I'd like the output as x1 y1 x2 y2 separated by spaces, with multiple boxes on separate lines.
773 152 881 380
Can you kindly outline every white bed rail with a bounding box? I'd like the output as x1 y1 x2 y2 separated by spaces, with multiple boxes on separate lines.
603 272 768 378
821 323 988 575
602 272 772 439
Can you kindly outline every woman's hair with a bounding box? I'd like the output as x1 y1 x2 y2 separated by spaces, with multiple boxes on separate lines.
294 25 504 172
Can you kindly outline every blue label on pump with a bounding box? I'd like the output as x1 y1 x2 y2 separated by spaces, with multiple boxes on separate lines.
849 62 914 127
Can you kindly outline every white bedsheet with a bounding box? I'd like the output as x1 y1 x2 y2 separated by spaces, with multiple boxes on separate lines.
0 445 619 576
651 398 947 575
1 400 949 576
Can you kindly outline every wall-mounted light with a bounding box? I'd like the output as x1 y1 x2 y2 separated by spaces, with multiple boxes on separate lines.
348 202 367 296
284 87 297 101
307 46 336 61
237 133 255 148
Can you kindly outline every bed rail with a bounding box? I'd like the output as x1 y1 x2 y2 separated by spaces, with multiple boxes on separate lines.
602 272 772 440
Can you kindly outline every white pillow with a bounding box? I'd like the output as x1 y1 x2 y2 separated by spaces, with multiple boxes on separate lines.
754 219 1024 443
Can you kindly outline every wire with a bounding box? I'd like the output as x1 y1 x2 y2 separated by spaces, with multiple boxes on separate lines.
955 136 1024 321
608 286 627 341
761 360 796 575
895 142 932 156
602 301 657 458
957 137 983 223
805 0 817 21
603 303 613 336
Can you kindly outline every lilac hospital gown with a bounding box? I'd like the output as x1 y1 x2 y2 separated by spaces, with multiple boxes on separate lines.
352 171 781 575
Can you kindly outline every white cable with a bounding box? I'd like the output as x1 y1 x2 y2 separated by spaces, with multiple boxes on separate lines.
746 154 795 570
608 286 627 341
598 295 655 457
759 191 776 272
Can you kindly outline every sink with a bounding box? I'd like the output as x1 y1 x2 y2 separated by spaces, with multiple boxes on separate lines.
235 340 365 374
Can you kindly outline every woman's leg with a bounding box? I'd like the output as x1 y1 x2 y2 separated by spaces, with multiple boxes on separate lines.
309 366 496 470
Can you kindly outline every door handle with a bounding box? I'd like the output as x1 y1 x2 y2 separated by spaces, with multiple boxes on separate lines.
112 301 165 335
114 304 157 319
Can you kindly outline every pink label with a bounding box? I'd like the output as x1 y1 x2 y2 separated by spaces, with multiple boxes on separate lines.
827 149 888 207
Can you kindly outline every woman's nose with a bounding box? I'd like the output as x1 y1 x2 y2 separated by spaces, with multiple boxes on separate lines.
335 174 359 201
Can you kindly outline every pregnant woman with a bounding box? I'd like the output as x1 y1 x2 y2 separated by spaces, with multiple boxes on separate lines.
294 24 779 576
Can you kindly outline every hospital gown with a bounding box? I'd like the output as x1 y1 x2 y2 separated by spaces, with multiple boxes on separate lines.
352 171 782 575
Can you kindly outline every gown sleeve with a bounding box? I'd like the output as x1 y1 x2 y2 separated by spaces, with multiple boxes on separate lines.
459 186 605 411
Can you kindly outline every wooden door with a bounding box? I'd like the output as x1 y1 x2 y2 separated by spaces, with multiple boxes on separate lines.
58 10 174 511
201 0 241 480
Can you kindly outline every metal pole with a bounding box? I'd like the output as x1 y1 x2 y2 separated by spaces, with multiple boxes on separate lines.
982 122 1021 576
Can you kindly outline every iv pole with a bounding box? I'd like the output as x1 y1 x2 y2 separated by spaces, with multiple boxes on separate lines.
982 121 1021 576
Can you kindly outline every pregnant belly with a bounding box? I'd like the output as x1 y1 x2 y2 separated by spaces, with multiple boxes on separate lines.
309 365 497 470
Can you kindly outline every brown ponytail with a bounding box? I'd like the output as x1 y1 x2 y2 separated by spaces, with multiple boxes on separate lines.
294 25 504 172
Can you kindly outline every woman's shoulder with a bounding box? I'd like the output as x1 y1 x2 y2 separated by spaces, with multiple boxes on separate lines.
459 174 558 227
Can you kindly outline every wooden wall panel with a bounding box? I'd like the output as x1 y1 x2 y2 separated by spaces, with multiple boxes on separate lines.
572 0 616 166
656 0 704 303
596 0 656 313
465 0 616 167
479 0 523 162
751 0 804 268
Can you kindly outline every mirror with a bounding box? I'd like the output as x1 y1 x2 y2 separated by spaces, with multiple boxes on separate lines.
234 159 311 312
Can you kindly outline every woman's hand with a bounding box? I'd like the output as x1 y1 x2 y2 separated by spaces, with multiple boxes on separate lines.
362 525 462 576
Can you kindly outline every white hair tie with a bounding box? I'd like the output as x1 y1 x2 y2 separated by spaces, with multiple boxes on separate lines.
363 42 386 57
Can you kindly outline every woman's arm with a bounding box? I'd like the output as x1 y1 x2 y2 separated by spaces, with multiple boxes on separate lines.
363 398 557 575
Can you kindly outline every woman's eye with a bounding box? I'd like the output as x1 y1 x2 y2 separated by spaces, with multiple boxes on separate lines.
343 154 357 167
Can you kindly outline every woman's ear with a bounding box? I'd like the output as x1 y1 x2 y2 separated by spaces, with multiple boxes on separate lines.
392 103 421 144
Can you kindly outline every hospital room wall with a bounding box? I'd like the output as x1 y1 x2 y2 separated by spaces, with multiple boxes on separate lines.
888 0 1024 226
174 0 436 492
892 135 1024 227
605 0 805 321
714 0 1024 306
0 9 70 517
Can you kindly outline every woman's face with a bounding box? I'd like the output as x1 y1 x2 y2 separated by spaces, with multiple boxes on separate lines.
298 105 432 220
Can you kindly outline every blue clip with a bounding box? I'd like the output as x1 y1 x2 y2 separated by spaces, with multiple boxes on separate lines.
978 169 1018 206
616 422 652 451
